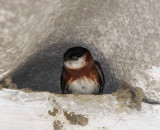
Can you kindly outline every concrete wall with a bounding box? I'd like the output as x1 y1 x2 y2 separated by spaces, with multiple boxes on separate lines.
0 0 160 101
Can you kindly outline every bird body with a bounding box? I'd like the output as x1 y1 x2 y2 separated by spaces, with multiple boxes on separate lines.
67 76 100 94
61 47 104 94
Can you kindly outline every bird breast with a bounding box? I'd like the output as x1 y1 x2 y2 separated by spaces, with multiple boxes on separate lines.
67 76 100 94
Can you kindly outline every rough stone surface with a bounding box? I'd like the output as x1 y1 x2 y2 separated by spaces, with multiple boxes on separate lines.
0 0 160 101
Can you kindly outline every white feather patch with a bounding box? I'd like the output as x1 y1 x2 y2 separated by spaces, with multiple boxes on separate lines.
68 77 100 94
64 56 86 69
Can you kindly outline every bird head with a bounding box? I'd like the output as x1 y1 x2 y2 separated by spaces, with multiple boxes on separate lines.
63 47 92 69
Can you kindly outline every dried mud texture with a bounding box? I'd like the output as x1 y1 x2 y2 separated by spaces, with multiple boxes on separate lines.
112 82 144 111
0 84 3 90
20 88 33 93
0 76 17 90
53 120 63 130
63 111 88 126
0 76 33 93
48 107 59 116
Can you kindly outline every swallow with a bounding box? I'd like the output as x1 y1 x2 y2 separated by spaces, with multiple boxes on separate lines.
61 46 105 94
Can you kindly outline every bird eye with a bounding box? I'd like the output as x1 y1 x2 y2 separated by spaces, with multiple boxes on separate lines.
73 56 78 60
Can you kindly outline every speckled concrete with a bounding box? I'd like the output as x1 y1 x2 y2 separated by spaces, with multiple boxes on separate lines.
0 0 160 101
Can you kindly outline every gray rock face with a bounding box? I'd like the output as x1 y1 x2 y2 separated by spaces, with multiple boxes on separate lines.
0 0 160 101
